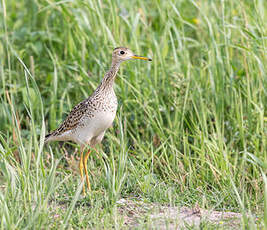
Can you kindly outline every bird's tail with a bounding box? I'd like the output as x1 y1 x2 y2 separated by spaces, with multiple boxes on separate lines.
44 133 53 143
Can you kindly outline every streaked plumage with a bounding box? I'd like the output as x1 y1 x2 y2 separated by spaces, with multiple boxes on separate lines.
45 47 152 195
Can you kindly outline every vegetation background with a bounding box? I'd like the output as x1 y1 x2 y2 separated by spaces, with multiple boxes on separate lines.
0 0 266 229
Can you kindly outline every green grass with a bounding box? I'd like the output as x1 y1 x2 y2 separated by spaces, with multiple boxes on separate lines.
0 0 266 229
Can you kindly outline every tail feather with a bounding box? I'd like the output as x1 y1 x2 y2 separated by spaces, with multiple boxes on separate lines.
44 132 53 143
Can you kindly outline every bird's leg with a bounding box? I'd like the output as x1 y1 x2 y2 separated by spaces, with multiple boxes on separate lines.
83 149 91 192
79 150 85 196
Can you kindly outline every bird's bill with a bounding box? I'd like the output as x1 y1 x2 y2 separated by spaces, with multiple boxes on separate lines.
132 55 152 61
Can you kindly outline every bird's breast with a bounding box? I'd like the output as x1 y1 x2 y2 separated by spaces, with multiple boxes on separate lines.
78 107 117 138
73 91 118 144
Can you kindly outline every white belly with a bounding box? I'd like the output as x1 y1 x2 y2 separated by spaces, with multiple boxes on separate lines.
74 110 116 144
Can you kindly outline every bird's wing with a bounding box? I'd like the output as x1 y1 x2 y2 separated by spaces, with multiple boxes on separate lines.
46 98 92 139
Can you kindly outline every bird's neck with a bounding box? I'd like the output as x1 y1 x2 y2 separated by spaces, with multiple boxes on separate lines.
97 61 121 92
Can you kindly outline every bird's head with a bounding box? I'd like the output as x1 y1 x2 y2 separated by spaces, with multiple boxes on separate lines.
112 47 152 63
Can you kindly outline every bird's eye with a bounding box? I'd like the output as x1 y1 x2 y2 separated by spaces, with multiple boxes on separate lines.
120 51 125 55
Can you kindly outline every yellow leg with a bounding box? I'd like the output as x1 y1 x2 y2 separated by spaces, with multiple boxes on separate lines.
83 149 91 192
79 151 85 196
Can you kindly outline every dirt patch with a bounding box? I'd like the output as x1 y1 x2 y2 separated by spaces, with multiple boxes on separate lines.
117 198 242 229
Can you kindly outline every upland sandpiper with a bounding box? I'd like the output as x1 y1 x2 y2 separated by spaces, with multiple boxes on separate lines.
45 47 151 195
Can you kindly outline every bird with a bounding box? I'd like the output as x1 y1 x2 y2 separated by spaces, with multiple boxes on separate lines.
45 47 152 195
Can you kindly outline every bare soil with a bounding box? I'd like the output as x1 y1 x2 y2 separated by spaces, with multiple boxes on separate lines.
117 198 242 229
